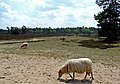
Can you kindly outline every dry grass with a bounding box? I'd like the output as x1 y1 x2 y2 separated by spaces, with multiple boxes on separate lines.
0 36 120 67
0 36 120 84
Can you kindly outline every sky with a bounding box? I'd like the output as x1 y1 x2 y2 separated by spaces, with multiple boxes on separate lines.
0 0 101 29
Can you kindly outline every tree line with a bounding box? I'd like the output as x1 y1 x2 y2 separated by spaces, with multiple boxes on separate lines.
0 0 119 42
0 26 98 36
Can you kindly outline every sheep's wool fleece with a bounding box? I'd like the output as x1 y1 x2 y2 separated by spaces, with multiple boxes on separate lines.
63 58 92 74
22 42 28 45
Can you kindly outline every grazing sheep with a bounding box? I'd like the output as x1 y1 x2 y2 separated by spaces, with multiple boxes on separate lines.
20 42 28 48
58 58 94 80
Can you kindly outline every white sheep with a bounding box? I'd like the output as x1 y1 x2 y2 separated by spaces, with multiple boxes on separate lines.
20 42 28 48
58 58 94 80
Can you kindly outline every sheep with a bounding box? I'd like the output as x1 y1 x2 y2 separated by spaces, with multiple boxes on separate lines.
20 42 28 48
58 58 94 80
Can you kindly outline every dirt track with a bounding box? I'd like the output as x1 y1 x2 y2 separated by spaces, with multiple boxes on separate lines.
0 54 120 84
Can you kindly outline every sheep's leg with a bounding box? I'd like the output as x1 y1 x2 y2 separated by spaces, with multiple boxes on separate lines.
73 72 75 80
90 72 94 80
68 73 75 80
69 73 73 78
84 72 88 79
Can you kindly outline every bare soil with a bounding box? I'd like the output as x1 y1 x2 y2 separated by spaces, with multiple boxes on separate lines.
0 54 119 84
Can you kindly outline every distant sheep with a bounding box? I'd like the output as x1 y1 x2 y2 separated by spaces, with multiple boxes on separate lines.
20 42 28 48
58 58 94 80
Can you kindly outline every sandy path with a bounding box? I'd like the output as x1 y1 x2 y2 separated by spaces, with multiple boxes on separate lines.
0 54 120 84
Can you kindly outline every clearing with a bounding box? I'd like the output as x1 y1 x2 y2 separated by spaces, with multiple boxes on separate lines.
0 36 120 84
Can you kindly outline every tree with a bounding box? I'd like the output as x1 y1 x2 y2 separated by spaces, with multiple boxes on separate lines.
6 27 10 34
72 28 80 35
94 0 120 42
81 28 93 34
22 25 27 34
11 27 19 35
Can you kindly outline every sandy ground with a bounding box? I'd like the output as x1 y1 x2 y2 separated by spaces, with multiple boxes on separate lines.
0 54 120 84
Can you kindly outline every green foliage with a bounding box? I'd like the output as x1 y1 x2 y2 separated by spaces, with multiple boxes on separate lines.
22 25 27 34
72 28 80 34
11 27 19 35
81 28 93 34
6 27 10 34
95 0 120 42
2 26 97 36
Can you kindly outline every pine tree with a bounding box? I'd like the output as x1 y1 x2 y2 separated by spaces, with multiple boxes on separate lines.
94 0 120 42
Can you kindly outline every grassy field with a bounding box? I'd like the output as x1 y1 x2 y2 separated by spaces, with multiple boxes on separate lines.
0 36 120 84
0 36 120 67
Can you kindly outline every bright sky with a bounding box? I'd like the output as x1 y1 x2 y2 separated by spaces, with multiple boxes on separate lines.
0 0 101 29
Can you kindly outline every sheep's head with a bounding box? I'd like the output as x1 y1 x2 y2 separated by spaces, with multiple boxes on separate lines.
58 69 64 79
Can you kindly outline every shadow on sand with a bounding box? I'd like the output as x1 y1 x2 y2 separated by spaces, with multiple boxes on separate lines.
58 79 92 84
